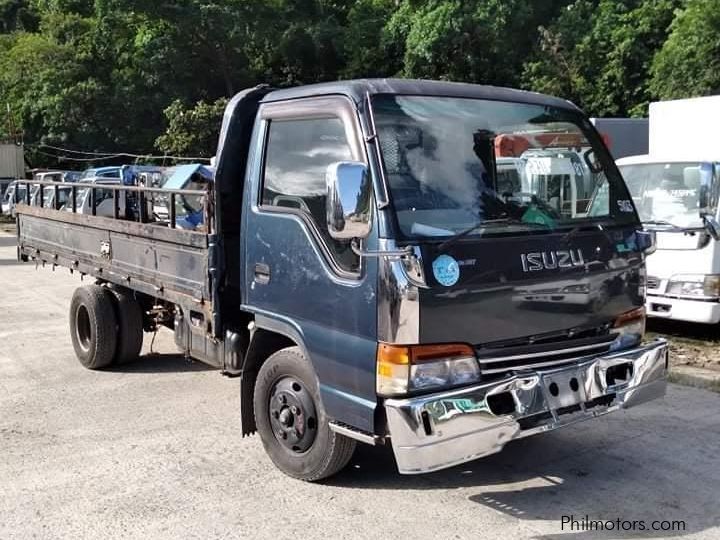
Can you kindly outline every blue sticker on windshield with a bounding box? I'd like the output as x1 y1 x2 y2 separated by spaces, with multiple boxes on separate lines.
433 255 460 287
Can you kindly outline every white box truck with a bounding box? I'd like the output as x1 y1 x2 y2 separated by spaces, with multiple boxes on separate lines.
617 96 720 323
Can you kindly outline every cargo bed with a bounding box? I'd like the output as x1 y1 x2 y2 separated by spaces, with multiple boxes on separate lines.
15 180 215 326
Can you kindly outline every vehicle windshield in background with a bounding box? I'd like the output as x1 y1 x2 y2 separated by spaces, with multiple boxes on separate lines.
372 96 637 239
619 162 717 229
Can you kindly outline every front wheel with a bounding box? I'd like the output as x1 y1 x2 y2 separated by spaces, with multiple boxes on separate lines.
253 347 356 481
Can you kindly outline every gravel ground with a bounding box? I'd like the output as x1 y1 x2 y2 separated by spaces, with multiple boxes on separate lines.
1 231 720 539
649 320 720 373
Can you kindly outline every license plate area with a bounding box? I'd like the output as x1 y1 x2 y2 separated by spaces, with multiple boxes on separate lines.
542 370 586 410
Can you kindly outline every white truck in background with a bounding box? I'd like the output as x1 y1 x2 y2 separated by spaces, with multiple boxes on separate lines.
617 95 720 324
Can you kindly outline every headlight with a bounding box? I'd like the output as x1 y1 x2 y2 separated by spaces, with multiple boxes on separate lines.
666 274 720 298
377 343 479 396
609 306 645 351
562 284 590 293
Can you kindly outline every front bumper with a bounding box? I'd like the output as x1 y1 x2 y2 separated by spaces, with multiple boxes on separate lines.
384 339 668 474
647 295 720 324
512 292 593 305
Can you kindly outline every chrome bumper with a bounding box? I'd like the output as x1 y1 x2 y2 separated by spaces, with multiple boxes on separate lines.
384 339 668 475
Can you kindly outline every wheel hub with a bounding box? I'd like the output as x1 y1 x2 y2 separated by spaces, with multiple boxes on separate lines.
75 305 92 352
269 377 317 453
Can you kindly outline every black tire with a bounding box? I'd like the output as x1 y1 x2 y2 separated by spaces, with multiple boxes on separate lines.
69 285 118 370
108 286 144 364
253 346 356 481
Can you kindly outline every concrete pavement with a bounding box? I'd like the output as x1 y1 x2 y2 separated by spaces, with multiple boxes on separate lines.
1 232 719 540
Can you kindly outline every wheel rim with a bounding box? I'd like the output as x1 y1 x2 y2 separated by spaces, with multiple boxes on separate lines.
76 305 92 352
268 377 318 453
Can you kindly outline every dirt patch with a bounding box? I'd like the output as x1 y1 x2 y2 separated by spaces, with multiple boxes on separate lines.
648 319 720 373
0 215 15 234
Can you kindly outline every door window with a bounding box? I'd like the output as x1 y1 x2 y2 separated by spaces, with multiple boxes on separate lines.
261 117 359 273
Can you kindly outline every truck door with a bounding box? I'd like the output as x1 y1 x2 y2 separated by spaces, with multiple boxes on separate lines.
241 96 379 432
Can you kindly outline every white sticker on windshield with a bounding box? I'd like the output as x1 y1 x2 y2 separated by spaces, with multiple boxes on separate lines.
432 255 460 287
525 157 552 175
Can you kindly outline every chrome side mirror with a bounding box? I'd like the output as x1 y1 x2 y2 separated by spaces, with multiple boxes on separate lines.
703 215 720 241
326 161 372 241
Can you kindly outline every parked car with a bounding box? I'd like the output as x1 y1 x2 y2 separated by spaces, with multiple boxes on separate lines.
33 170 81 183
2 181 38 217
30 184 73 209
80 165 162 186
67 177 128 217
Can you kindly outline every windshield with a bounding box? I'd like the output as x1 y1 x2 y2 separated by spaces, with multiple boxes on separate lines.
6 185 27 203
372 96 636 239
81 168 120 180
618 162 718 228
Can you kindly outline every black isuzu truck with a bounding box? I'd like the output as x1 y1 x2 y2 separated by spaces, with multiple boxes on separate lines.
15 79 668 481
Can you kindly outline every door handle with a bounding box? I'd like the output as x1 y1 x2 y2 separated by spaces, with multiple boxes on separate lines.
254 262 270 284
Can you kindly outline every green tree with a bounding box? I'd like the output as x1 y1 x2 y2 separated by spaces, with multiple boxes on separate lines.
342 0 405 79
650 0 720 99
0 0 711 164
0 0 39 32
387 0 570 86
522 0 679 116
155 98 228 158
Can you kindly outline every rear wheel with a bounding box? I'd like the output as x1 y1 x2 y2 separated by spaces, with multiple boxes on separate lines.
253 346 356 481
69 285 118 369
108 286 144 364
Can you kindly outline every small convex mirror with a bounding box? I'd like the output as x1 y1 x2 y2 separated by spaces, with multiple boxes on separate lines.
697 162 714 216
326 161 372 241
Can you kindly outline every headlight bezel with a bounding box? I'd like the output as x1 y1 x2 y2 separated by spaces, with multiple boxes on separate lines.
666 273 720 298
561 283 591 294
377 343 480 397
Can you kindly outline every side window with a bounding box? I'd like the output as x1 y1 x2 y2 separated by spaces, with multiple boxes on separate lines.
262 117 360 274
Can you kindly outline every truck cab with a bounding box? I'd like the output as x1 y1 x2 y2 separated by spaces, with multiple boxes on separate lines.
15 79 667 480
226 81 665 476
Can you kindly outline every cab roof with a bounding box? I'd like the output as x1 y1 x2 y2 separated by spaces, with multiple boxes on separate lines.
261 78 580 112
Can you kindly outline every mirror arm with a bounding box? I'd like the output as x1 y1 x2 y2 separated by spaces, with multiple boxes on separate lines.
351 239 416 260
702 214 720 241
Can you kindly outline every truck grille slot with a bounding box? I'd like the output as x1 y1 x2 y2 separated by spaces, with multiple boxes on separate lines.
646 276 660 290
476 334 615 377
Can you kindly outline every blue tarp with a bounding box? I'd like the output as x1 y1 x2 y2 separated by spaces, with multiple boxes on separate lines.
162 164 214 190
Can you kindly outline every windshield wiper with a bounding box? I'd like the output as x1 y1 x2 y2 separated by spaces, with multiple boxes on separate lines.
437 217 550 251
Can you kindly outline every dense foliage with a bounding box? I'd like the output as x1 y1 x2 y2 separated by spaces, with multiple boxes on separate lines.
0 0 716 165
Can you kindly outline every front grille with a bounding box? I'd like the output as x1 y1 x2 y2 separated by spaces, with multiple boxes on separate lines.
475 331 615 377
528 287 560 294
647 276 660 290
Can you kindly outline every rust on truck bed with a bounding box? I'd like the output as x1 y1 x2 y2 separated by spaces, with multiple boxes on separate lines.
14 180 216 332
